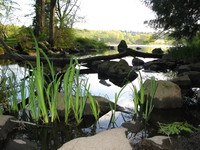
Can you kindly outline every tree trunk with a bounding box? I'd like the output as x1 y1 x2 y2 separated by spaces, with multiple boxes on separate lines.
35 0 45 37
49 0 57 47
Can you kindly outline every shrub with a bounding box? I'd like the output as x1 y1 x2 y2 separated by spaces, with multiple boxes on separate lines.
75 37 109 50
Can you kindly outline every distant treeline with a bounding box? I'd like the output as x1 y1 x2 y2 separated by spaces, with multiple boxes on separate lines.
75 29 174 45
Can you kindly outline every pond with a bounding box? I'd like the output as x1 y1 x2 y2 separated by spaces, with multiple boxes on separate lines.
0 45 198 149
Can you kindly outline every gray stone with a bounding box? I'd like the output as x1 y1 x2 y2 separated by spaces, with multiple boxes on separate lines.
152 48 164 54
182 71 200 87
117 40 128 53
134 136 173 150
58 128 133 150
171 75 191 89
5 139 37 150
189 62 200 71
143 80 183 109
0 115 18 140
98 59 138 86
57 93 125 118
121 120 144 133
177 65 191 75
132 58 144 66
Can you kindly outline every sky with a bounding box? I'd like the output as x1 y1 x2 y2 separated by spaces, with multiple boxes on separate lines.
13 0 156 32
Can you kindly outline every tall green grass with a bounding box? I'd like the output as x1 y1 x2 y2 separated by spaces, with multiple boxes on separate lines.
109 84 127 123
131 73 157 122
0 34 100 125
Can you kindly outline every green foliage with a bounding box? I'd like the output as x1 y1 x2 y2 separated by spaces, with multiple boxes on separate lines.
167 36 200 63
131 74 157 122
143 0 200 40
158 122 199 136
109 84 127 123
55 27 75 48
75 29 173 45
75 37 109 49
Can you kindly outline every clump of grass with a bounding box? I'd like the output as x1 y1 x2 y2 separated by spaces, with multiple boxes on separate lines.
109 84 127 124
131 72 157 122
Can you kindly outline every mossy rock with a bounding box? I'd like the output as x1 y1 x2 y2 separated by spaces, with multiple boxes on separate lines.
117 40 127 53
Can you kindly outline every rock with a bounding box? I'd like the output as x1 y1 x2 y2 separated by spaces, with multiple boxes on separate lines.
5 139 37 150
58 128 133 150
132 58 144 66
133 136 173 150
143 80 183 109
117 40 128 53
136 47 142 50
189 62 200 71
144 59 178 72
150 108 184 125
98 59 138 87
152 48 164 54
121 120 144 133
182 71 200 87
144 60 167 72
57 93 125 119
177 65 191 75
0 115 18 141
171 75 191 89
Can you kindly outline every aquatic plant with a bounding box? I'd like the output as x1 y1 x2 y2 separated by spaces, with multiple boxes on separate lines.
158 122 199 136
144 76 157 121
131 73 157 122
109 84 127 123
88 93 100 121
8 72 19 112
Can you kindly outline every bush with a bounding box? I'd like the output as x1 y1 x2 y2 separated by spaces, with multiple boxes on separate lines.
167 36 200 63
75 37 109 50
54 27 75 48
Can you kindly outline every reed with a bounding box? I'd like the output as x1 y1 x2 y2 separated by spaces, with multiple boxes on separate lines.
72 61 89 124
132 73 157 122
8 72 19 112
144 76 157 121
63 59 74 124
109 84 127 123
33 35 49 123
88 92 100 120
27 73 39 122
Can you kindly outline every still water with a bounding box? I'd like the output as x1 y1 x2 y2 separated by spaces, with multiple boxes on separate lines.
0 47 174 149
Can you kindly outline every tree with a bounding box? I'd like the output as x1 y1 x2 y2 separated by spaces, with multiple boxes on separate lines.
0 0 17 39
142 0 200 40
49 0 57 46
56 0 82 28
34 0 45 37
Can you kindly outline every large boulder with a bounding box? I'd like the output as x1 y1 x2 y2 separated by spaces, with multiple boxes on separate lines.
0 115 18 141
182 71 200 87
152 48 164 54
170 75 191 89
143 80 183 109
121 120 144 133
98 59 138 87
132 57 145 66
133 136 173 150
117 40 128 53
58 128 133 150
57 93 126 120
